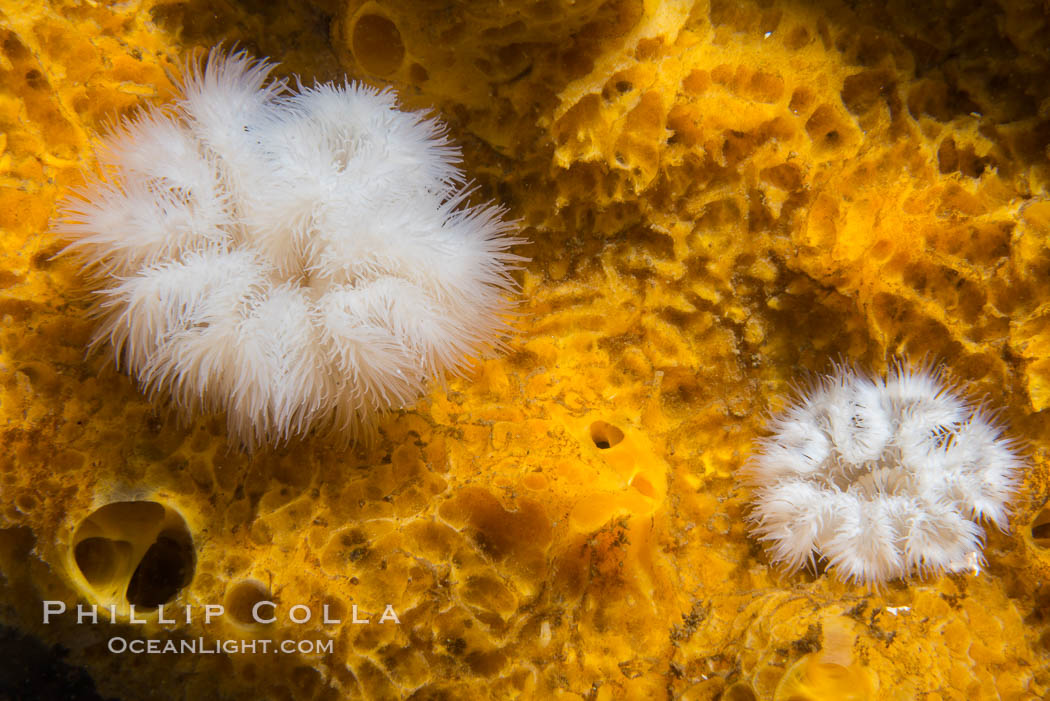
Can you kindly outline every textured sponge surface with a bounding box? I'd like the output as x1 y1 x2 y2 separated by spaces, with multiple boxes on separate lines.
5 0 1050 700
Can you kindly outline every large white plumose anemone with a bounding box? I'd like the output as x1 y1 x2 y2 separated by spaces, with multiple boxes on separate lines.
742 364 1024 585
55 49 525 448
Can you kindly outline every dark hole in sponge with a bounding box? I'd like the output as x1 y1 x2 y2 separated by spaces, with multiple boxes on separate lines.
74 537 125 586
125 533 195 608
1031 504 1050 546
1032 522 1050 541
723 681 758 701
589 420 624 449
226 580 272 627
352 13 405 76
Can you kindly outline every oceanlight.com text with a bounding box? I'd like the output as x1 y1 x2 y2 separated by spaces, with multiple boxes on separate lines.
108 637 335 655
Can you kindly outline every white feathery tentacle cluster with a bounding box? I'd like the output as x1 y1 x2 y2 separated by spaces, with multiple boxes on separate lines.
55 49 525 448
742 363 1023 585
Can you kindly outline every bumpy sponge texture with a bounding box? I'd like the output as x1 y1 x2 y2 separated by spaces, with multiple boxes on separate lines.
55 49 523 447
5 0 1050 700
744 364 1022 585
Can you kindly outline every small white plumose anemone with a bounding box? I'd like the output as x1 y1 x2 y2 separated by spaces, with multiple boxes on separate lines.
742 363 1024 585
55 48 526 448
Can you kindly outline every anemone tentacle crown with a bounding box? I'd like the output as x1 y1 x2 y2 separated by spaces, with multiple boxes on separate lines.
743 364 1024 585
56 49 525 447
